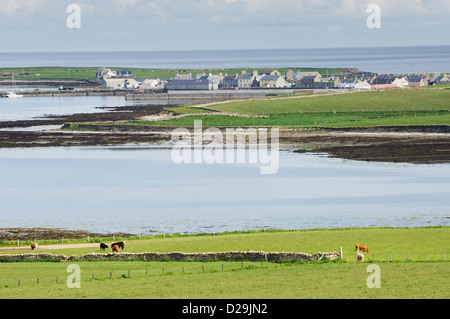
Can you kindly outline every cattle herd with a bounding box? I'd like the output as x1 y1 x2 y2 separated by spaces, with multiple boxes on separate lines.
100 241 125 253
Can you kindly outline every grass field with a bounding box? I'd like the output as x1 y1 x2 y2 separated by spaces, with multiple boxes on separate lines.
0 67 346 83
117 88 450 129
0 227 448 299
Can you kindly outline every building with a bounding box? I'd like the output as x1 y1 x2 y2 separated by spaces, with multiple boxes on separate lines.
138 78 160 89
433 74 450 85
405 76 427 87
259 75 286 88
261 69 281 76
174 73 194 80
354 80 372 90
294 71 321 81
284 69 296 81
124 78 140 89
220 75 238 88
295 74 341 89
372 74 404 85
98 68 132 80
101 78 126 89
166 79 216 90
340 78 357 89
96 68 113 79
237 71 260 88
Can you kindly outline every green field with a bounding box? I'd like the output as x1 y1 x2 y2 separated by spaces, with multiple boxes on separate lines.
0 67 345 83
116 88 450 129
0 227 448 299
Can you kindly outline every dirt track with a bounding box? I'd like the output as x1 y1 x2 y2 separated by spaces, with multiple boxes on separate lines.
0 243 100 252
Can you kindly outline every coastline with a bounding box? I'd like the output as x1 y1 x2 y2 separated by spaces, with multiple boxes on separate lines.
0 102 449 164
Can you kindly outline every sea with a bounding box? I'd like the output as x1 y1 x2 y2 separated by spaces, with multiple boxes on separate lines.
1 45 450 74
0 46 449 235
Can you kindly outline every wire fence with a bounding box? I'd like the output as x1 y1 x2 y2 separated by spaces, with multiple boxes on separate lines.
0 261 272 290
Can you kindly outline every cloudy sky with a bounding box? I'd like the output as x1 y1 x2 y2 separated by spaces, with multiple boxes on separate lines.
0 0 449 52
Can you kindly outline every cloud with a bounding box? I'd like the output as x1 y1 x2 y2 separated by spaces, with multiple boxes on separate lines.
0 0 48 16
112 0 140 14
0 0 448 52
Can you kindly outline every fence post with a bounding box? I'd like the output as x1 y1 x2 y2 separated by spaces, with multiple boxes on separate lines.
339 247 343 260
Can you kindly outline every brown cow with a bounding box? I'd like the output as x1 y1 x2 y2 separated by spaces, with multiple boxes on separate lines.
112 244 120 253
355 244 369 254
31 243 38 250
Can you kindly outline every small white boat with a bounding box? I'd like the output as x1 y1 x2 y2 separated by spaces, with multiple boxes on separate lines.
2 73 23 98
4 91 23 98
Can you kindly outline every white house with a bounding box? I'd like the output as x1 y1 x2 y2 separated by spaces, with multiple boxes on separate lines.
340 78 357 89
259 75 286 88
392 77 409 88
124 78 141 89
101 78 126 89
354 80 372 90
136 78 160 89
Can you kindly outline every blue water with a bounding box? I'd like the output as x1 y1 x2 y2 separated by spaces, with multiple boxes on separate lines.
0 146 448 234
1 46 449 74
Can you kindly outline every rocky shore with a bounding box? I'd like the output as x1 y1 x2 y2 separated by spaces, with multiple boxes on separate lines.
0 104 449 164
0 228 135 241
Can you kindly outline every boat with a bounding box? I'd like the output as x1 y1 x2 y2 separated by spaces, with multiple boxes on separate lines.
4 91 24 98
2 73 23 98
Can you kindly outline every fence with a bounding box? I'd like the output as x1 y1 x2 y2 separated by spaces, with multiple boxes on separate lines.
0 260 280 289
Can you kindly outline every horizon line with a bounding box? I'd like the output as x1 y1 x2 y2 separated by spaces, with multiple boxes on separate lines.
1 44 449 55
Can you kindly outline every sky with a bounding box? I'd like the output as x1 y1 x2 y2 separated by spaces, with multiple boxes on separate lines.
0 0 449 52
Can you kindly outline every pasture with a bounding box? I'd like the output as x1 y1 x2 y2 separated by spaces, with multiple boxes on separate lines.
121 88 450 128
0 227 448 299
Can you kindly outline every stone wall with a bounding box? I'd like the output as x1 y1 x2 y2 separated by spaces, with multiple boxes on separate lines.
0 251 340 262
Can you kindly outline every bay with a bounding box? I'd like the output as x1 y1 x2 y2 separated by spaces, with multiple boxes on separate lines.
0 146 448 235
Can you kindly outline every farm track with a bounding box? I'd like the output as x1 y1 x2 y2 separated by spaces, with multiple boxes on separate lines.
0 243 99 251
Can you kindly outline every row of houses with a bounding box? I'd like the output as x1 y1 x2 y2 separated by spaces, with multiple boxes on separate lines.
98 67 450 91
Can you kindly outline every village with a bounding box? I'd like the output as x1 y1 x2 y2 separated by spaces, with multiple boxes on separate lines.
99 67 450 92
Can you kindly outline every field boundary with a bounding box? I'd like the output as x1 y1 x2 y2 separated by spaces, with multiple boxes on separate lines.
0 251 340 262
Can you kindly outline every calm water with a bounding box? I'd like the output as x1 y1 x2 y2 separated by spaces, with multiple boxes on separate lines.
1 46 450 73
0 146 448 234
0 95 173 122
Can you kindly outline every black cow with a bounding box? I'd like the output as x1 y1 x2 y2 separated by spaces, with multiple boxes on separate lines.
100 243 109 251
111 241 125 250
